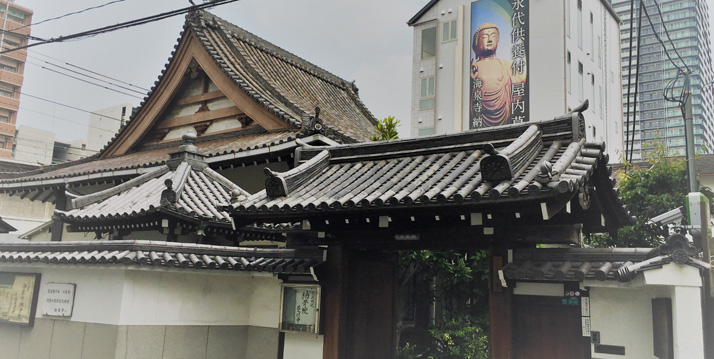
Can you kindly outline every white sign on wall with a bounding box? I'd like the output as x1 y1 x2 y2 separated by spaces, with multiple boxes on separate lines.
41 283 75 317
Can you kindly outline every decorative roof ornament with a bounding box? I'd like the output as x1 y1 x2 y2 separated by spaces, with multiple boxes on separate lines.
299 107 328 137
615 234 711 282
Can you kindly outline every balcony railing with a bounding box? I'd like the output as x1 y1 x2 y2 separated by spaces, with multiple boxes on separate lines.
0 121 15 137
1 46 25 62
0 94 19 111
0 69 22 86
3 21 30 36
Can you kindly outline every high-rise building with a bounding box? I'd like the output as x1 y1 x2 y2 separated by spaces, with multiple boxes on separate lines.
612 0 714 160
408 0 624 157
0 0 31 159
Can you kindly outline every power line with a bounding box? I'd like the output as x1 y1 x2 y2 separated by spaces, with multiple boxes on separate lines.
0 0 240 55
650 0 689 73
19 106 120 135
13 0 127 31
25 59 145 97
19 92 129 123
30 50 149 92
27 62 143 99
639 0 686 73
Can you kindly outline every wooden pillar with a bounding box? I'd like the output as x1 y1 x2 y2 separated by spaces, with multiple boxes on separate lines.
50 187 67 242
490 255 512 359
322 245 349 359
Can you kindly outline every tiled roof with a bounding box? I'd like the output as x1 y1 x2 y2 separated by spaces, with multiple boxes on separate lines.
97 10 377 158
0 129 296 188
502 234 711 282
227 111 629 229
188 10 378 141
56 136 249 227
0 240 324 274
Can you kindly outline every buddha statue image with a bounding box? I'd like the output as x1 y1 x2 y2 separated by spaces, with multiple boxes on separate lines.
470 23 527 128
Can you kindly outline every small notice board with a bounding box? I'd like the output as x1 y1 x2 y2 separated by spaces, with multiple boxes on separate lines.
41 283 76 317
0 272 41 326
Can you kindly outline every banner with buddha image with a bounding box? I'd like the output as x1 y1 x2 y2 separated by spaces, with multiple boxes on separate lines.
470 0 529 129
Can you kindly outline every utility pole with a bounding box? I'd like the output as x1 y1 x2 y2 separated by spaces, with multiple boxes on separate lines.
683 72 697 192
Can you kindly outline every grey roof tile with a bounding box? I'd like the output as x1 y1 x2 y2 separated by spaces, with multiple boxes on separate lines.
0 240 323 274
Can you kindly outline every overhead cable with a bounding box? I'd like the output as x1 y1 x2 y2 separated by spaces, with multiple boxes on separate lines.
31 51 149 92
0 0 240 55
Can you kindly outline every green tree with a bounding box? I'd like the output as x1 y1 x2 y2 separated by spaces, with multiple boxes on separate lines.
592 140 714 247
371 116 400 141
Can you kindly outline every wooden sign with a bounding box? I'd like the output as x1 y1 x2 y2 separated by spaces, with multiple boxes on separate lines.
0 272 41 326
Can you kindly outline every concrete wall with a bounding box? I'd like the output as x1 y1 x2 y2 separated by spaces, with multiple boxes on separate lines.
0 264 323 359
409 0 624 157
13 126 55 166
586 264 704 359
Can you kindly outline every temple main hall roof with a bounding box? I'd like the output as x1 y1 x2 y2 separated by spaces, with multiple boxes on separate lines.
0 9 377 193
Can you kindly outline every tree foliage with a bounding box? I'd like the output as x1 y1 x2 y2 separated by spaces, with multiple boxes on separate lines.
370 116 400 141
591 140 714 247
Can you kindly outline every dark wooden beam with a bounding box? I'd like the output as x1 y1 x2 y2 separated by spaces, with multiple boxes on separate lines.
174 90 225 106
51 188 67 242
322 245 348 359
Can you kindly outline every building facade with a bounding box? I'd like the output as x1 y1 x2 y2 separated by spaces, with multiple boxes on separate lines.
0 0 31 159
408 0 624 157
613 0 714 160
86 103 132 153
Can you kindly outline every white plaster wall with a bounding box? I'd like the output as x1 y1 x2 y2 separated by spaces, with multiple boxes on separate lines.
119 269 269 326
587 285 667 359
283 332 324 359
0 264 126 324
587 265 704 359
247 274 281 328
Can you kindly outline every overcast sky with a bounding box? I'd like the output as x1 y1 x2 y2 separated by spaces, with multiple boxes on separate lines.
11 0 714 148
12 0 425 146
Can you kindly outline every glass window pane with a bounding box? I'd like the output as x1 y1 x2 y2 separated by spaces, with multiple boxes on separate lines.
428 77 435 96
450 21 457 40
421 27 436 59
443 23 449 42
419 98 435 110
419 128 435 136
421 79 427 97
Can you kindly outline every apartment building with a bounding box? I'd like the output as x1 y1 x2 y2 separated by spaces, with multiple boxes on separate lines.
0 0 31 159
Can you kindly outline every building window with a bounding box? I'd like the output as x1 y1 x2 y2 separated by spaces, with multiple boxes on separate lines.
590 12 594 61
421 27 437 59
419 76 435 110
0 64 15 73
591 73 595 111
597 36 602 68
419 128 435 136
566 0 570 38
567 51 571 93
442 21 457 42
3 39 19 48
578 62 583 102
0 115 8 123
577 0 582 48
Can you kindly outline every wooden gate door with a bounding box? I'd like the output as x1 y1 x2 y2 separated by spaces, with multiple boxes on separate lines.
512 295 589 359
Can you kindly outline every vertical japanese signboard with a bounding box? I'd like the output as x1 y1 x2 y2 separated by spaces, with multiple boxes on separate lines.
279 284 320 334
0 272 41 326
470 0 529 129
